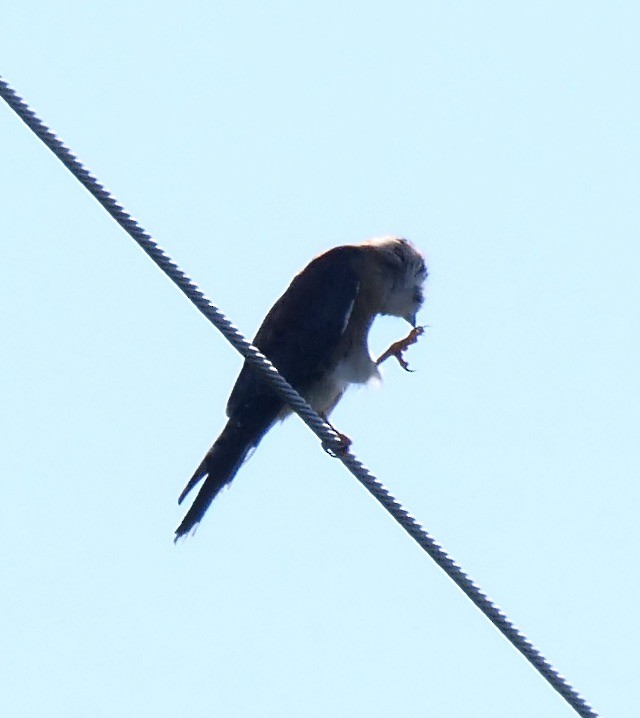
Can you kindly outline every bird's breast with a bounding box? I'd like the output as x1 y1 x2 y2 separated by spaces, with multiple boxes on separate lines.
333 345 378 386
302 344 378 418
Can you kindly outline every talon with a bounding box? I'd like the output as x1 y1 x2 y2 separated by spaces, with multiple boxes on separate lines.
376 325 425 371
323 432 352 457
320 416 352 456
334 431 352 449
395 352 414 372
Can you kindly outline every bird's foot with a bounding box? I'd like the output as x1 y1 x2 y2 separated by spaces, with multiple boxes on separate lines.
376 326 425 372
320 416 352 456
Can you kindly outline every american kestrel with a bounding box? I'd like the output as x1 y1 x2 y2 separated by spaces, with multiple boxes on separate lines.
175 236 427 539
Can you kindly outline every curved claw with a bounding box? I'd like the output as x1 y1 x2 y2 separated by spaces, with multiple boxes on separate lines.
320 416 352 456
322 433 352 457
376 325 425 371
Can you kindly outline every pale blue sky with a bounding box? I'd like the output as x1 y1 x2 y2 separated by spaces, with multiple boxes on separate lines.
2 2 638 717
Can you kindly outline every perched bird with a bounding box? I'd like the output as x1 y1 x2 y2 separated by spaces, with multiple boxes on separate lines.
175 236 427 539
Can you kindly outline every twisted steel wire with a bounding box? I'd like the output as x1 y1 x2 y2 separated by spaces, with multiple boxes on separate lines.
0 75 598 718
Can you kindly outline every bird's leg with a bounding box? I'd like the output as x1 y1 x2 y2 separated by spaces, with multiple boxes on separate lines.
376 326 425 372
320 414 352 455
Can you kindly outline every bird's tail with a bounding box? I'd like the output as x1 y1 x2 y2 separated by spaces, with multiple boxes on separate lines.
174 417 269 541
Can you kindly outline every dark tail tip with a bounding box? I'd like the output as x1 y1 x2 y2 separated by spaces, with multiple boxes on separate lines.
173 522 196 544
178 458 208 505
174 509 203 542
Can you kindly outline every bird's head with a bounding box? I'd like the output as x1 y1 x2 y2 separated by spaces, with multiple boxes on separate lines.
362 236 428 326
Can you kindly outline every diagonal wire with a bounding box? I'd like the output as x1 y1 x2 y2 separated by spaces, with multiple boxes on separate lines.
0 74 598 718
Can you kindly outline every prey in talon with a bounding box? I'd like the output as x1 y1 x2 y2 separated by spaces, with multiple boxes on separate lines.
175 237 427 540
376 325 425 372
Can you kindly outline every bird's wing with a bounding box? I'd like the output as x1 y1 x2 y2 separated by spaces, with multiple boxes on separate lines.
227 246 361 417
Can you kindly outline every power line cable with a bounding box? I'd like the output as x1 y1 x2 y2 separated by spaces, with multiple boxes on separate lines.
0 75 599 718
